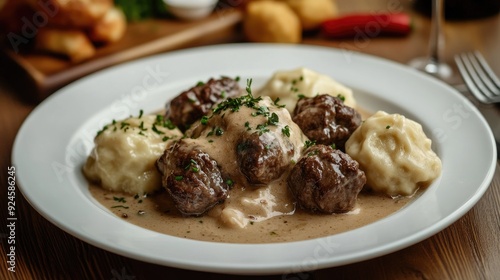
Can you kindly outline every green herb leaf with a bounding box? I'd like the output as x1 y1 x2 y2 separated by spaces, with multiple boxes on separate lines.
113 197 126 203
175 175 183 181
201 116 209 125
268 113 279 125
305 140 316 148
282 125 290 137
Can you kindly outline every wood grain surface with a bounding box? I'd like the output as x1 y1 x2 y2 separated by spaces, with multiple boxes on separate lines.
0 8 243 101
1 1 499 279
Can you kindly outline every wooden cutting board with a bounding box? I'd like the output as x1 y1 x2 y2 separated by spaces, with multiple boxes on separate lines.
0 9 243 102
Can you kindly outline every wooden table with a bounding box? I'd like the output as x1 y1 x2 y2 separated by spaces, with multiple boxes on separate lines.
1 1 499 279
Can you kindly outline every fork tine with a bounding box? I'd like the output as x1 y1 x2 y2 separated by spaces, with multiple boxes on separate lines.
455 53 492 104
472 51 500 90
455 52 500 104
467 52 500 98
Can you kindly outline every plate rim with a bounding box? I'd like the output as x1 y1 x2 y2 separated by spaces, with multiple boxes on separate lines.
12 43 497 275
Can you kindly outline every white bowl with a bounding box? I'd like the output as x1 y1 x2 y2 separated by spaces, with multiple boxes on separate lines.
164 0 218 20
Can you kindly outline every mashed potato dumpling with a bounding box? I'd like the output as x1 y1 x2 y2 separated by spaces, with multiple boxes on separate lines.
345 111 442 196
83 114 182 195
257 67 356 113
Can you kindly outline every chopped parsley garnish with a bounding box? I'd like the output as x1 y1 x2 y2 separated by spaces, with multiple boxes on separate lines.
111 205 129 209
207 126 224 137
215 127 224 136
235 76 240 82
196 81 205 87
256 124 270 135
152 124 164 135
246 78 252 94
138 109 143 118
200 116 209 125
111 196 129 209
209 78 286 136
186 159 199 173
120 122 130 129
252 106 269 117
174 175 183 181
337 94 346 102
138 121 147 131
113 196 126 203
155 115 176 129
268 113 279 125
282 125 290 137
96 125 108 136
305 140 316 148
273 97 286 108
226 179 234 186
386 125 391 129
307 149 320 157
297 94 305 100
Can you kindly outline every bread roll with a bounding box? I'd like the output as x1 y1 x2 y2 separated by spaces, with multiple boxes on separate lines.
35 28 96 62
88 6 126 44
25 0 113 28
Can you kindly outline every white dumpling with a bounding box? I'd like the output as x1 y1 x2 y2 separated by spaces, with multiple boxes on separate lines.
345 111 442 196
257 67 356 113
83 114 182 195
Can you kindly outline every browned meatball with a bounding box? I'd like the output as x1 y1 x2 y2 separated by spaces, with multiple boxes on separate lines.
293 94 361 149
287 144 366 214
165 77 241 131
236 131 295 185
157 140 229 216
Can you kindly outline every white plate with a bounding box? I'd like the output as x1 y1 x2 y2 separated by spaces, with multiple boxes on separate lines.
13 44 497 275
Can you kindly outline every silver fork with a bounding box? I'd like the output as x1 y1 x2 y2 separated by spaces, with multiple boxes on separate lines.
454 51 500 104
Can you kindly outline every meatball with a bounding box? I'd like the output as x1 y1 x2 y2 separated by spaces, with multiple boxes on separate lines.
287 144 366 214
157 140 229 216
293 94 361 149
165 77 241 131
237 131 295 185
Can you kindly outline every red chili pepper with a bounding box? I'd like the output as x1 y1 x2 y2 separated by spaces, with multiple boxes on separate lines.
321 13 412 39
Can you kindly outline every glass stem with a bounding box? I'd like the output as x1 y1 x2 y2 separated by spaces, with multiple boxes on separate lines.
428 0 444 64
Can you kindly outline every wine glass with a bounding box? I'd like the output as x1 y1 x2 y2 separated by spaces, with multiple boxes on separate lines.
409 0 452 81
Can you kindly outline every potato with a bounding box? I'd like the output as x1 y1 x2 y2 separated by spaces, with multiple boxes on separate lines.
83 115 182 195
345 111 442 197
244 0 301 43
257 67 356 113
283 0 339 30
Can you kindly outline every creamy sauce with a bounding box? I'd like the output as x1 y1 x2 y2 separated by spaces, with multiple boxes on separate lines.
87 97 413 243
90 184 411 243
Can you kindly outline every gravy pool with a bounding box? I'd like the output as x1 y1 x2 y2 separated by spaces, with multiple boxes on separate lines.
90 184 411 244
